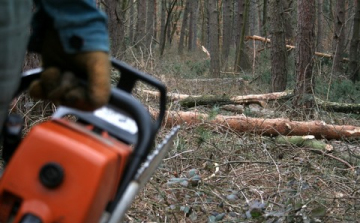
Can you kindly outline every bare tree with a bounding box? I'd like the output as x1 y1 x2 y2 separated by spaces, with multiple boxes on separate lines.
104 0 126 57
178 0 190 54
208 0 220 77
159 0 178 56
234 0 251 73
350 0 360 82
261 0 268 37
188 0 199 51
146 0 155 50
332 0 346 76
135 0 147 48
128 0 135 46
269 0 287 92
293 0 316 113
222 0 232 69
316 0 324 51
201 0 210 48
282 0 294 44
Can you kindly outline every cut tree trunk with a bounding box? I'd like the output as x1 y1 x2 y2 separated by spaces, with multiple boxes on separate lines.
151 110 360 140
144 89 360 113
246 35 349 62
142 90 292 107
315 98 360 113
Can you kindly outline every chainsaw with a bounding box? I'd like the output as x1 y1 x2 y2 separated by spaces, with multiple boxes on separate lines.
0 58 179 223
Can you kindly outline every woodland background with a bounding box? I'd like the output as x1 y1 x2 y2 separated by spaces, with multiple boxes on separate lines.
19 0 360 222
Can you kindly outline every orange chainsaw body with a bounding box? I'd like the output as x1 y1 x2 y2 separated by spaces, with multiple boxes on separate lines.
0 119 132 222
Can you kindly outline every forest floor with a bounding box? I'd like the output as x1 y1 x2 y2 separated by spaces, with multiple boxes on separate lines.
6 48 360 222
123 50 360 222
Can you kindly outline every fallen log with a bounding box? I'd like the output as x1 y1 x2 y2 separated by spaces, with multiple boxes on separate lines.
315 98 360 113
144 89 360 114
143 90 292 107
246 35 349 62
152 110 360 140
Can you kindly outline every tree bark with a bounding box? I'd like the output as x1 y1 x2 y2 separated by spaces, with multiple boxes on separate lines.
129 0 135 46
146 0 155 50
178 0 190 54
349 0 360 82
269 0 288 92
261 0 268 37
188 0 199 51
293 0 316 113
316 0 324 52
332 0 346 76
135 0 147 48
153 110 360 140
160 0 178 57
104 0 125 57
208 0 220 77
234 0 251 72
221 0 232 69
282 0 294 44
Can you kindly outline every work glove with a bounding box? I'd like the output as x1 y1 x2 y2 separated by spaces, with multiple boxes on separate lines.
29 29 111 111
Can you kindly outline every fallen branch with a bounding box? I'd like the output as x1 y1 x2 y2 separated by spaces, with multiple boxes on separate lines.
143 90 292 107
151 110 360 140
246 35 349 62
145 89 360 114
315 98 360 113
275 135 333 151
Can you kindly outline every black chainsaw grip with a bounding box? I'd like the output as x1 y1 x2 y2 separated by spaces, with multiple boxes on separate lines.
111 59 166 133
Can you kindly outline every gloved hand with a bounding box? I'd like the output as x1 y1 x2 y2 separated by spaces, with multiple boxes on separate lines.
29 29 111 111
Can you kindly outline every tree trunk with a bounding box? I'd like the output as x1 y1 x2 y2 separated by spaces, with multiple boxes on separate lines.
221 0 232 69
160 0 178 56
208 0 220 77
104 0 125 57
160 0 166 53
293 0 316 113
129 0 135 46
282 0 294 44
261 0 268 37
188 0 199 51
332 0 346 76
316 0 324 52
178 0 190 54
201 0 209 47
135 0 147 48
349 0 360 82
153 110 360 140
234 0 251 73
269 0 287 92
146 0 155 50
249 0 259 36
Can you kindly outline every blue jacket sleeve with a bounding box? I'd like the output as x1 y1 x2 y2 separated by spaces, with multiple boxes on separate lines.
30 0 109 54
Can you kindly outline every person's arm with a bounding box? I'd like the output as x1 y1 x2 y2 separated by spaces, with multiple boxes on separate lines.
30 0 109 53
28 0 111 111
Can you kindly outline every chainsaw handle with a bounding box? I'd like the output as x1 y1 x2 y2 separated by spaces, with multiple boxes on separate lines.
111 58 166 133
